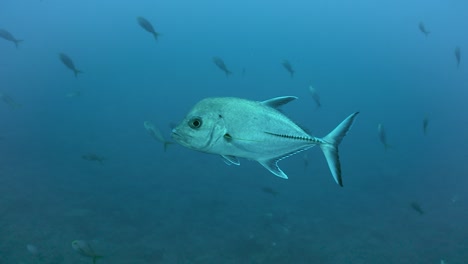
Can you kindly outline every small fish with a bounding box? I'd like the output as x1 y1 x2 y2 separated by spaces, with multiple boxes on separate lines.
440 260 447 264
377 123 391 150
72 240 103 264
144 121 173 151
137 16 160 41
308 86 321 109
172 96 359 186
410 202 424 215
0 92 21 109
59 53 83 78
455 46 461 68
281 60 294 78
261 187 279 197
26 244 39 256
66 90 82 98
212 56 232 77
82 153 105 165
418 22 430 37
422 116 429 135
0 29 23 48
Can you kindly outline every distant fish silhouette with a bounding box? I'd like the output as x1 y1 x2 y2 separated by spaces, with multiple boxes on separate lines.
0 92 21 109
377 123 391 150
72 240 103 264
137 16 160 41
262 187 279 197
454 46 461 68
82 153 105 165
281 60 294 78
59 53 83 78
418 22 430 37
212 56 232 77
144 121 173 152
422 116 429 135
308 86 321 109
410 202 424 215
0 29 23 48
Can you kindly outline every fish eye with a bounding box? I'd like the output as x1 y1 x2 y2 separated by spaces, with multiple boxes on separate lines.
188 117 202 129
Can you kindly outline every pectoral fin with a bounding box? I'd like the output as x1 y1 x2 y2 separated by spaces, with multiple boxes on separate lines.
221 155 240 165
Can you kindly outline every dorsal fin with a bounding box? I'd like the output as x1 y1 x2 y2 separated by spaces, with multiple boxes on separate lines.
261 96 298 109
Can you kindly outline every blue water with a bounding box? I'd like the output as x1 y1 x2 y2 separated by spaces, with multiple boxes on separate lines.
1 0 467 263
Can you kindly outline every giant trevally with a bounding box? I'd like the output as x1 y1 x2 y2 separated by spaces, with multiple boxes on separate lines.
59 53 83 78
137 16 160 41
212 56 232 77
171 96 358 186
0 29 23 48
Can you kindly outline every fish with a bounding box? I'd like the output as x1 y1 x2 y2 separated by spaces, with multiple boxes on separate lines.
0 29 23 48
308 86 321 109
422 116 429 135
59 53 83 78
455 46 461 68
171 96 358 186
212 56 232 77
377 123 390 150
410 202 424 215
66 90 82 98
418 22 430 37
262 187 279 196
26 244 39 256
82 153 105 165
144 121 173 151
0 92 21 109
137 16 160 41
72 240 103 264
281 60 294 78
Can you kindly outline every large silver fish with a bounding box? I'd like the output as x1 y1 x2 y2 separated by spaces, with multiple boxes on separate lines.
172 96 358 186
0 29 23 48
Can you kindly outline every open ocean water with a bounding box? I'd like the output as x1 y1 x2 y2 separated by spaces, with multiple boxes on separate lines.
1 0 467 263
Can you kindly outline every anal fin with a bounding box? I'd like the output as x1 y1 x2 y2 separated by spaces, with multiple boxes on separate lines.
259 159 288 179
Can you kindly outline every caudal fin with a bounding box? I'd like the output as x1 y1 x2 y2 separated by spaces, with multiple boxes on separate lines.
73 69 83 78
319 112 359 187
14 39 23 48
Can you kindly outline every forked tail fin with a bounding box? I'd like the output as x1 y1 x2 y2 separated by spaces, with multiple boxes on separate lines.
319 112 359 187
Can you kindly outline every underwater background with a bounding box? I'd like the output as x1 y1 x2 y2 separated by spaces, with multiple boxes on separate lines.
1 0 467 263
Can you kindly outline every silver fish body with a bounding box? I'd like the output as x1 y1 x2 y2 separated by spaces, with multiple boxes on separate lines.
144 121 172 151
172 96 358 186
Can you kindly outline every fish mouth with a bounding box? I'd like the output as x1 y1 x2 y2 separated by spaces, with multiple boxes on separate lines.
171 129 185 144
